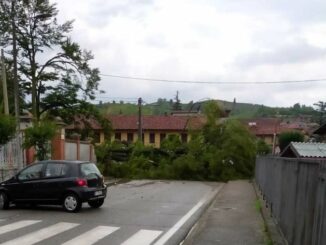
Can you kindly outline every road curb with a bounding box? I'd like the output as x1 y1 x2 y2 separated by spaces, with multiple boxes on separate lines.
180 183 225 245
252 180 287 245
105 178 130 187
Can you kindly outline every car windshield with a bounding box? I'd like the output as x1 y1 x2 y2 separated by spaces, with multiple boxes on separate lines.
80 163 101 177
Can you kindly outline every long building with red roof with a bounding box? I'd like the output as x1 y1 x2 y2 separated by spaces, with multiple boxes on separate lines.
66 115 206 147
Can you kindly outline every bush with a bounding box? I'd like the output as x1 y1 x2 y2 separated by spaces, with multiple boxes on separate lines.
23 121 56 160
257 139 271 155
0 114 16 145
278 131 304 152
94 118 259 181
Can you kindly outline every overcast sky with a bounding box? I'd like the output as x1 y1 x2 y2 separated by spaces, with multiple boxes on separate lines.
53 0 326 107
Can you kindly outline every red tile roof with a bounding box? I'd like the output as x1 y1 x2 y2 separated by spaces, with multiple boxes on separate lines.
66 115 207 131
108 115 191 131
242 118 315 136
186 116 207 130
242 118 281 136
65 117 102 130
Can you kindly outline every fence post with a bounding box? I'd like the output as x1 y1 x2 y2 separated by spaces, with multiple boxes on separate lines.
25 147 35 164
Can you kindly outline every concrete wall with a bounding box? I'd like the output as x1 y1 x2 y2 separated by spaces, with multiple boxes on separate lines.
255 157 326 245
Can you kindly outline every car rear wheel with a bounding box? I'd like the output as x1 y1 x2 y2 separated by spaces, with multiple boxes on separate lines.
63 193 82 213
0 192 10 210
88 198 104 208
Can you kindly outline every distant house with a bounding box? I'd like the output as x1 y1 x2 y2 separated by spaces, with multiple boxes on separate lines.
107 115 205 147
66 115 206 147
242 118 280 147
280 142 326 158
242 118 317 153
65 117 104 143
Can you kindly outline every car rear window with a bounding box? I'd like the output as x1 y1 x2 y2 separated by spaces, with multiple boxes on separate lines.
80 163 101 177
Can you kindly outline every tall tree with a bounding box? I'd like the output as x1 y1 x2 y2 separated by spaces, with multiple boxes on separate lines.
0 56 25 114
172 91 182 111
314 101 326 125
0 0 101 121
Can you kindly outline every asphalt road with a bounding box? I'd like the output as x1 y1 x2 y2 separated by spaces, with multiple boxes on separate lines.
0 180 222 245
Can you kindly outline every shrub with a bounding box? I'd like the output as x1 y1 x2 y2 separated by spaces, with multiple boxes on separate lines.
94 117 260 181
0 114 16 145
256 139 271 155
278 131 304 152
23 121 56 160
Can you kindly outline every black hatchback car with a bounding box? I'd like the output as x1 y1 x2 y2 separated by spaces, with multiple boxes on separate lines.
0 160 107 212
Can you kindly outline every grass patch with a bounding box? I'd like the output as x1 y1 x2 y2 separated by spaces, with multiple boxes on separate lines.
255 199 262 212
255 198 273 245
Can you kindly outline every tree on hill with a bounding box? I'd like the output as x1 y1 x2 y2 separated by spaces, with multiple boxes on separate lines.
0 0 101 121
172 91 182 111
314 101 326 125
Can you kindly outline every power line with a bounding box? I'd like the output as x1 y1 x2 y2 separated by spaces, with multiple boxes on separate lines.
99 73 326 85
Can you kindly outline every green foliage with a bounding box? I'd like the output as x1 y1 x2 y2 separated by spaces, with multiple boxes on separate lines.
99 102 153 115
256 139 271 155
172 91 182 111
254 103 318 119
278 131 304 152
23 121 56 160
0 0 101 121
98 98 319 122
96 101 256 181
218 120 257 178
95 140 129 175
96 118 257 181
314 101 326 125
0 114 16 145
203 100 222 125
160 134 183 153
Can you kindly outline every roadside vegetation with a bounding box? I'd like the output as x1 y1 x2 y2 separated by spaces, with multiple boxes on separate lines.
0 114 16 145
96 102 260 181
1 0 110 159
23 121 57 161
278 131 304 152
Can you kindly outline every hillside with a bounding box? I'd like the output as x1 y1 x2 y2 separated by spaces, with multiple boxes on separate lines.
97 99 319 120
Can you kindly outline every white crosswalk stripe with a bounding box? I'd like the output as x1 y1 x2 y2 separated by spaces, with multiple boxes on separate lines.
0 219 164 245
121 229 163 245
62 225 120 245
0 222 79 245
0 220 41 235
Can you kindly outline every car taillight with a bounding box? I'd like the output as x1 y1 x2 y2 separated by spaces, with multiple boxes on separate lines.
76 178 87 187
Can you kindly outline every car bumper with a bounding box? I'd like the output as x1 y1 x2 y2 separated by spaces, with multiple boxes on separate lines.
79 185 107 202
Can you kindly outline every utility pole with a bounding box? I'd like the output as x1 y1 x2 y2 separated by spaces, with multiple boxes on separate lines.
12 0 20 126
1 49 9 115
138 97 142 142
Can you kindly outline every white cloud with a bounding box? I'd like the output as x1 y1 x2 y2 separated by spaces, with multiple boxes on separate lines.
52 0 326 107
